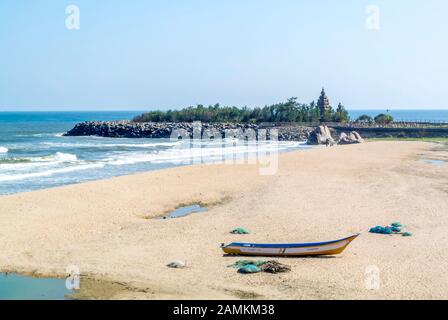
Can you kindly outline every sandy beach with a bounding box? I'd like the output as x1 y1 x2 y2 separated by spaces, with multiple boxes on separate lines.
1 141 448 299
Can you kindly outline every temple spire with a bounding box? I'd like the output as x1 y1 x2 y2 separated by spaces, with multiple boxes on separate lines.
317 87 330 120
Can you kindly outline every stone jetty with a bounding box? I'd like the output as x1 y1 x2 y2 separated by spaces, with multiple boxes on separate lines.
65 120 448 142
64 121 314 141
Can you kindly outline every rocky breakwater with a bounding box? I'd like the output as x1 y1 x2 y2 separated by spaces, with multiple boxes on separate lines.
64 121 326 142
65 121 265 139
268 125 314 142
64 122 350 142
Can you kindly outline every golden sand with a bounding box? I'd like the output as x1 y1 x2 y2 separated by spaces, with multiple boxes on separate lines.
1 141 447 299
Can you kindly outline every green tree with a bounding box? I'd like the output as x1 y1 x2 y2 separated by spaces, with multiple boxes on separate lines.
333 103 350 123
356 114 373 123
321 106 334 122
133 98 342 124
374 113 394 125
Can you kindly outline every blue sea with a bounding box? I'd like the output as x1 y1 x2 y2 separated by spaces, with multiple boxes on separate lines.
1 110 447 195
349 109 448 123
0 111 307 195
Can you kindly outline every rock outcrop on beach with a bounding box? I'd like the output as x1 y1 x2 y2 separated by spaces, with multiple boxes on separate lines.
306 125 335 145
64 121 314 141
306 126 365 145
337 131 365 145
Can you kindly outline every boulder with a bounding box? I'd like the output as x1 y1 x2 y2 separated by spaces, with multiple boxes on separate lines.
337 131 365 145
307 125 335 145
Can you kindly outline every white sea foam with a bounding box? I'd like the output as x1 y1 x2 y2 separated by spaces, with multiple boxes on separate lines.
28 152 78 163
0 147 8 153
0 152 78 170
40 141 182 149
0 162 104 182
53 152 77 162
0 139 305 184
104 141 301 166
29 132 65 137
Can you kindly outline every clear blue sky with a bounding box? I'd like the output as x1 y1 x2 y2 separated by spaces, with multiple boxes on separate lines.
1 0 447 111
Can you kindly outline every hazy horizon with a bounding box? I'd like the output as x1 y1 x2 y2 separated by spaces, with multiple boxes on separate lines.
1 107 448 113
1 0 448 111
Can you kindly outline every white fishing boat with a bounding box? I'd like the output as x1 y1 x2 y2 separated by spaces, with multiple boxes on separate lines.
221 234 359 257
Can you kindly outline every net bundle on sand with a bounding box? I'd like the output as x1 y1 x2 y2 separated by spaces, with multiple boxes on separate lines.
229 260 291 274
259 261 291 274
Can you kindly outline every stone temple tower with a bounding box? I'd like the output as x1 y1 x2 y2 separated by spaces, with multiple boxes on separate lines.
317 88 330 118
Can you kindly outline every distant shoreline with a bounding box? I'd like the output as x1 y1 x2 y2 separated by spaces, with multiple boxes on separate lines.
1 109 448 122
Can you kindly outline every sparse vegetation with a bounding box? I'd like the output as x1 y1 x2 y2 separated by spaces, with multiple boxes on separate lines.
356 114 374 123
374 113 394 125
133 98 350 123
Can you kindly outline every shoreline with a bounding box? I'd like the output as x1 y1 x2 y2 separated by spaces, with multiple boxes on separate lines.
1 141 448 299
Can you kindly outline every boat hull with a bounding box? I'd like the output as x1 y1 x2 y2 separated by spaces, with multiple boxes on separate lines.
222 234 359 257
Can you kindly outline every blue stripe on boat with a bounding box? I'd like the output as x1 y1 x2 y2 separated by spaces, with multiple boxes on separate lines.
227 235 356 249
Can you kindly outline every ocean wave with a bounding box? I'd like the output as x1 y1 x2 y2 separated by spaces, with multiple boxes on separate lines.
35 140 297 152
0 140 304 184
28 152 78 163
0 162 104 182
0 152 78 170
33 132 65 137
104 142 300 166
40 141 182 149
0 158 32 165
15 132 65 138
53 152 77 162
0 147 8 153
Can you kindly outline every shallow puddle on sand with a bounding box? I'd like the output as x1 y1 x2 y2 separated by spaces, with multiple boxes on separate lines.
0 273 73 300
420 159 445 166
159 204 208 219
